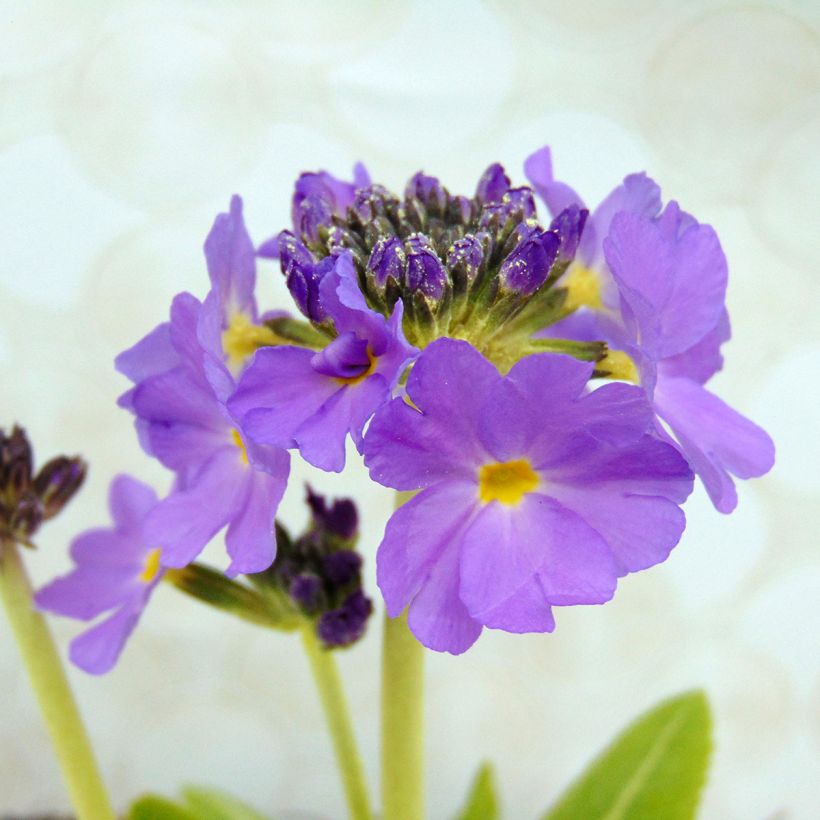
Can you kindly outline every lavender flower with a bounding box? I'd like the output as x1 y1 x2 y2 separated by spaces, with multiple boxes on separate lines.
363 339 693 653
36 476 162 674
228 252 417 472
603 206 775 512
117 292 289 576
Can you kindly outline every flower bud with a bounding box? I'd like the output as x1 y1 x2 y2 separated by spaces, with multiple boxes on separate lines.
446 235 484 291
317 590 373 648
34 456 87 520
499 228 560 295
367 236 407 288
476 162 511 203
405 234 449 300
549 204 588 263
405 172 448 218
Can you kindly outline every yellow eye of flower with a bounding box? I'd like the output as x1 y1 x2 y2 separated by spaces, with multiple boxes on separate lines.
231 429 249 465
478 459 539 506
335 348 378 386
562 264 603 312
598 349 639 383
138 548 162 584
222 312 280 371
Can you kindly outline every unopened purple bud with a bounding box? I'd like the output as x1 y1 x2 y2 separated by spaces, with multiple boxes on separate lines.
502 187 536 219
289 573 324 612
295 193 334 245
476 163 511 203
34 456 87 520
499 229 560 295
446 235 484 285
306 487 359 540
322 550 362 588
367 236 407 287
317 590 373 648
549 205 588 262
279 233 322 321
405 235 449 300
405 172 447 216
352 185 400 223
450 195 474 224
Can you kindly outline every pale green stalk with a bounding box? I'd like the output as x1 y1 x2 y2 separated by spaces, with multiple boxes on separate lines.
0 539 115 820
381 490 425 820
300 624 373 820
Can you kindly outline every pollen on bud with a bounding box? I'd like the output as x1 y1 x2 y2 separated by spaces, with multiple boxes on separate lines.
405 234 449 300
405 172 448 218
476 162 511 203
499 227 561 295
550 205 589 263
367 236 407 287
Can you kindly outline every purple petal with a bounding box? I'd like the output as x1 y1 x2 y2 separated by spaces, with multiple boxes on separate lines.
477 576 556 634
654 376 775 513
584 172 662 265
523 146 585 218
224 469 285 577
660 309 730 385
145 448 248 568
69 594 150 675
311 332 371 379
204 195 257 321
406 540 483 655
459 495 617 623
36 566 139 621
475 163 511 203
115 322 177 384
108 474 158 533
376 481 478 618
547 486 686 574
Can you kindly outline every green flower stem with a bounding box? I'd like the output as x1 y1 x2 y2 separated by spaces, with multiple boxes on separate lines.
300 624 373 820
381 610 425 820
0 539 114 820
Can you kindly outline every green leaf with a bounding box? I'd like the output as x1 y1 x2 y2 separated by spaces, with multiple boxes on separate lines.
181 785 270 819
543 690 712 820
455 762 499 820
128 795 197 820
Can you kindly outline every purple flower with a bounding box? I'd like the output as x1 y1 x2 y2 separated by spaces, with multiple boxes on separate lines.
603 206 775 512
116 291 289 576
363 339 693 654
198 196 282 397
228 252 417 472
35 476 162 675
524 145 661 315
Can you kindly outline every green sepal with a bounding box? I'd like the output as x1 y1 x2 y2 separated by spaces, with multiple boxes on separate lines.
455 762 499 820
264 317 331 349
543 690 713 820
165 562 300 631
525 338 607 362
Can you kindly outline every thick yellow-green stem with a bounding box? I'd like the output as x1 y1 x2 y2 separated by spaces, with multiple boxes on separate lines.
300 624 373 820
381 610 425 820
0 540 114 820
381 491 425 820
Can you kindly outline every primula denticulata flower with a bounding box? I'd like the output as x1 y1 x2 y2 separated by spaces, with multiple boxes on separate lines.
35 144 774 669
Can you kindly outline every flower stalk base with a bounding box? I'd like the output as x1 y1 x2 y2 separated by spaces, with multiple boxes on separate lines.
381 609 425 820
300 624 373 820
0 539 114 820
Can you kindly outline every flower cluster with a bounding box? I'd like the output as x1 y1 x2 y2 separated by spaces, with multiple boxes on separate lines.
36 144 774 664
0 426 85 547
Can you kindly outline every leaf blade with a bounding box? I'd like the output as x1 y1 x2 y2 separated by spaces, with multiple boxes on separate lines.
455 762 499 820
543 690 712 820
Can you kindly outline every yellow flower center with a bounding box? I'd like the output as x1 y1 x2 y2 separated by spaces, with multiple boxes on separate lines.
599 349 639 383
335 348 378 386
222 312 280 371
231 429 249 465
562 264 603 312
138 548 162 584
478 459 539 506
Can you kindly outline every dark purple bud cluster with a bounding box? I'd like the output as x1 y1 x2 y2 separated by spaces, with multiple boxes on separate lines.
0 425 86 546
272 163 589 356
267 486 372 649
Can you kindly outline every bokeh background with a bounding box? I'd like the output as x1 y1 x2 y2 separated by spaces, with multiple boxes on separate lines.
1 1 818 817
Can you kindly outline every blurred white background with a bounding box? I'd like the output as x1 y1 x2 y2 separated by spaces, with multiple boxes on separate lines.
1 1 818 817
